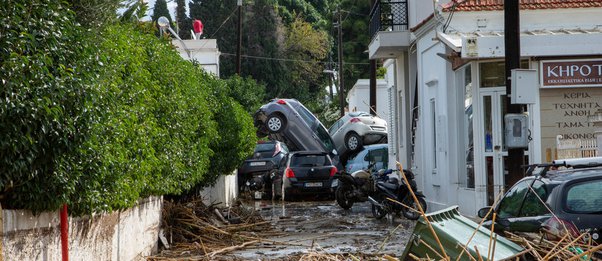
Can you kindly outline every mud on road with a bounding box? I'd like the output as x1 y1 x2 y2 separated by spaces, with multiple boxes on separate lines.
224 199 416 260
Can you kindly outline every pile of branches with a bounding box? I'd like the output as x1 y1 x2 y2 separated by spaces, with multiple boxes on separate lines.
147 197 273 260
506 231 602 260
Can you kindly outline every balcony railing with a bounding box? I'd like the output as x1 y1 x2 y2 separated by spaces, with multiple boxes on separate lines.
369 0 409 39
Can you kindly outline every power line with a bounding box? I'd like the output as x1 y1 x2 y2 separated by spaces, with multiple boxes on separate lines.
220 52 370 65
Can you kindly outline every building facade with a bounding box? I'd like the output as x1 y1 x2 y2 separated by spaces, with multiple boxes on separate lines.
370 0 602 216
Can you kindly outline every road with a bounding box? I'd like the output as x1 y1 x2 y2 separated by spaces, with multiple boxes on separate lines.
224 199 416 260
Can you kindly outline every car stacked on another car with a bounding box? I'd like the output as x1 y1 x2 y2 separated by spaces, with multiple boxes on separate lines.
328 111 387 161
254 98 339 166
238 140 289 199
272 151 338 201
478 157 602 245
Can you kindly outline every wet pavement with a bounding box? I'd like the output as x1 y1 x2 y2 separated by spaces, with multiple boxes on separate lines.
225 198 416 260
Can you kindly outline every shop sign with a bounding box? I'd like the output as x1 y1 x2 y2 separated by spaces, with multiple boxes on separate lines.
541 59 602 88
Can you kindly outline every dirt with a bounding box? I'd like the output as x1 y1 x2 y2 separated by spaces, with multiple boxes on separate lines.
221 199 416 260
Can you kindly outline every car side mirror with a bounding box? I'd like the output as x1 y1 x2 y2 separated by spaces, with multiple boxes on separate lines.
478 207 492 219
332 149 338 156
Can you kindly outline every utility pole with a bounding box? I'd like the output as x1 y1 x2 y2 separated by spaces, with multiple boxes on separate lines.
337 9 345 117
369 0 377 116
236 0 243 75
504 0 524 187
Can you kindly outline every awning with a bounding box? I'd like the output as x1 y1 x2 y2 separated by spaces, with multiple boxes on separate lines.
437 28 602 58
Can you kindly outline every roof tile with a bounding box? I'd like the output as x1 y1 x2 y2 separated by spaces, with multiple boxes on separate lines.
443 0 602 11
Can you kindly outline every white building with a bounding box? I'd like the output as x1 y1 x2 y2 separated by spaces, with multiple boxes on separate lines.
347 78 390 119
172 39 220 76
369 0 602 216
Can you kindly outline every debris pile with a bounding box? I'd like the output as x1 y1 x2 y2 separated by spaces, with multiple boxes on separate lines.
147 197 273 260
506 231 602 260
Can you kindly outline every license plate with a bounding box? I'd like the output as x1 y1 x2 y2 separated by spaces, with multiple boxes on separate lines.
305 182 323 188
331 179 338 188
249 161 266 166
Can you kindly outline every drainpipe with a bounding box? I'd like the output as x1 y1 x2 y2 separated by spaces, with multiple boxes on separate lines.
60 204 68 261
590 109 602 156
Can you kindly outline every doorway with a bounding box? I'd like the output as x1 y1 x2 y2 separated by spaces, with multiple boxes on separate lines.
479 88 508 205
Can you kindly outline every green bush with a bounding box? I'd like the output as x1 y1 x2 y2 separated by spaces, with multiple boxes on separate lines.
0 0 95 211
1 1 258 215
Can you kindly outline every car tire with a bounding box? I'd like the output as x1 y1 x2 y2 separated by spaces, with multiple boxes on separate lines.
266 113 286 133
372 200 387 220
345 132 363 152
335 185 354 209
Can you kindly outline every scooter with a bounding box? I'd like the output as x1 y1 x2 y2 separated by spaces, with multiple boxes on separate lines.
333 162 383 209
368 169 427 220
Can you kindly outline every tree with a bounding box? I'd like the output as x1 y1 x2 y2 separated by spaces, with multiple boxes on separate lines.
151 0 172 25
67 0 123 28
176 0 192 39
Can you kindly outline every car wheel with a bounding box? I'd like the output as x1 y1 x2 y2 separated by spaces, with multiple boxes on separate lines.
345 132 363 152
335 185 354 209
266 113 286 133
402 196 427 220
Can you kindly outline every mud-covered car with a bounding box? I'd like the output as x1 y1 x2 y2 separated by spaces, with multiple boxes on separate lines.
478 157 602 245
238 140 289 199
254 99 338 163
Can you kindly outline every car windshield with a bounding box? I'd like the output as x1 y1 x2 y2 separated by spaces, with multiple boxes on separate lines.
565 179 602 213
291 154 330 167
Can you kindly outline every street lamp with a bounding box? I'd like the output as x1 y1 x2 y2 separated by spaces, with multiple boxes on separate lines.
158 16 191 58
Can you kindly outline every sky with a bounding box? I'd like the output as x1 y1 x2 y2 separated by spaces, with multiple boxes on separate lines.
143 0 191 21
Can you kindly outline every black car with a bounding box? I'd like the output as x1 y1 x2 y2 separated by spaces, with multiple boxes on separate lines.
254 99 338 163
272 151 338 200
478 157 602 244
238 140 289 199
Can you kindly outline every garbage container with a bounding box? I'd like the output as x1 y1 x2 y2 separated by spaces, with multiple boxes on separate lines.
401 206 524 260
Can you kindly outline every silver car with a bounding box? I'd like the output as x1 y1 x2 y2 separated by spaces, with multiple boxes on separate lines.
254 99 338 159
328 111 387 156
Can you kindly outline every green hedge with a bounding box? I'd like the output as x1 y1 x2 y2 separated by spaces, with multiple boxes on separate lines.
1 0 258 215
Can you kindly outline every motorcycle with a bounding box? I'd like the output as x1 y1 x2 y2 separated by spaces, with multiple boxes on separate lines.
368 169 427 220
333 162 383 209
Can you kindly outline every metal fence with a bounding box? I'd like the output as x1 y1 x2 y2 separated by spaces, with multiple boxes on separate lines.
369 1 409 39
556 137 598 159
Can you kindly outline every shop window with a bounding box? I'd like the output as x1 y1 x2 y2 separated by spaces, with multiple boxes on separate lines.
479 60 529 87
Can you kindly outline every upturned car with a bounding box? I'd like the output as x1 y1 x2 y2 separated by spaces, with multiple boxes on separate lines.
328 111 387 158
254 99 338 161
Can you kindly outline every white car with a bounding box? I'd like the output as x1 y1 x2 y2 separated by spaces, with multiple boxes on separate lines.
328 112 387 157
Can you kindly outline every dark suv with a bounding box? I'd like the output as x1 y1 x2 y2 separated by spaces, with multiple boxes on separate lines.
254 99 338 162
238 140 289 199
478 157 602 244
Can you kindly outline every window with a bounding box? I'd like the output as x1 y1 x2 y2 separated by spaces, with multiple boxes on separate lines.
498 180 529 218
328 115 348 134
293 103 317 128
458 64 474 188
291 154 330 167
315 125 335 152
565 179 602 213
520 180 549 217
479 60 530 88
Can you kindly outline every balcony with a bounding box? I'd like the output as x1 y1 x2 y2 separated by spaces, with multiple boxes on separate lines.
368 0 411 59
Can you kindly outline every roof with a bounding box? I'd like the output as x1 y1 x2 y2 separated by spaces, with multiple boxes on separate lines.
443 0 602 12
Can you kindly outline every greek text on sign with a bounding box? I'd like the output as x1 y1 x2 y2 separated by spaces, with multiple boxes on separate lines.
541 59 602 88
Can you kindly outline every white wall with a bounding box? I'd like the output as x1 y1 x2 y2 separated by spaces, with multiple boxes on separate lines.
172 39 220 76
347 79 390 119
200 173 238 207
2 197 162 261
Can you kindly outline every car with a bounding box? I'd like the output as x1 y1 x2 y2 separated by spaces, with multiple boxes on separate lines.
477 157 602 245
345 144 389 173
238 140 289 199
272 151 338 200
254 98 339 162
328 111 387 159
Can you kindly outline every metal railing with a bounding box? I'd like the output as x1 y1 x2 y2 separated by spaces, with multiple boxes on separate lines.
369 0 409 39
